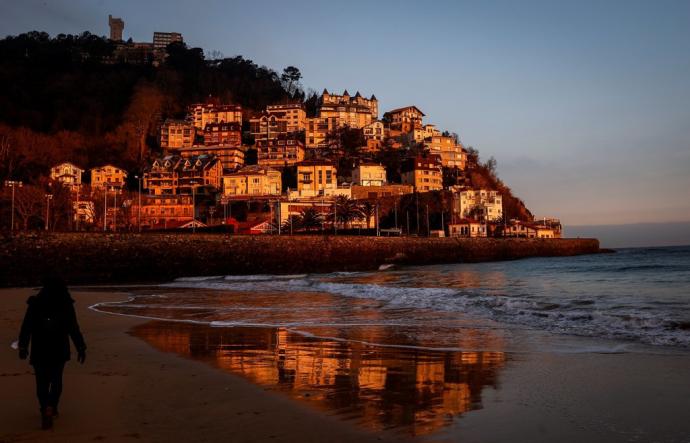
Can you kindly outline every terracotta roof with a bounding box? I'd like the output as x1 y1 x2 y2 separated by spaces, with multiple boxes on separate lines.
384 106 425 116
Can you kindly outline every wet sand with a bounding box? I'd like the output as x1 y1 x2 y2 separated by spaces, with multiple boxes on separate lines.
2 287 689 442
0 288 407 443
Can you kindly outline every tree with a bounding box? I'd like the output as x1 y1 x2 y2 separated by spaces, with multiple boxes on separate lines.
330 196 363 229
298 206 323 231
281 66 302 98
13 184 44 230
281 214 301 234
360 201 376 229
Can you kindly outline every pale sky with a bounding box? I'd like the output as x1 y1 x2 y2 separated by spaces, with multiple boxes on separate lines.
3 0 690 226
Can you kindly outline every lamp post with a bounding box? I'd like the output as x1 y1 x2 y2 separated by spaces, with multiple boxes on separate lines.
135 175 142 233
103 188 108 232
44 194 53 231
4 180 22 232
113 188 121 232
190 180 197 234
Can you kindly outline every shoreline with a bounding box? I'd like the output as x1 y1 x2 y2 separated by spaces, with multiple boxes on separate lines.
0 233 600 287
0 288 407 443
2 287 688 442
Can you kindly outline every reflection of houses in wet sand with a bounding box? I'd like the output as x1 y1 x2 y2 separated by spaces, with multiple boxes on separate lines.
135 322 506 436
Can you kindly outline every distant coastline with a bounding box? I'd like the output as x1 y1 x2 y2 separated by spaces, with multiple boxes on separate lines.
0 233 600 287
565 221 690 248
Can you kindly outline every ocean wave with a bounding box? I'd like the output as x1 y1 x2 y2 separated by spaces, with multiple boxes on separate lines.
164 274 690 348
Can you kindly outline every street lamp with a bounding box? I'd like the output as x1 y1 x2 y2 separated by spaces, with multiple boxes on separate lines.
113 188 122 232
134 175 142 233
103 188 108 232
4 180 23 232
190 180 198 234
45 194 53 231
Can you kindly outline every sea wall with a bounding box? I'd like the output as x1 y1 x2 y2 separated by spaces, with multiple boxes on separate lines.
0 233 600 287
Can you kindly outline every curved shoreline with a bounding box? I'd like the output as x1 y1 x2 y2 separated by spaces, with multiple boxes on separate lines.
0 233 600 287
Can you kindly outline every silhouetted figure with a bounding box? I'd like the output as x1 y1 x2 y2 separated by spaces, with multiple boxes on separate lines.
18 273 86 430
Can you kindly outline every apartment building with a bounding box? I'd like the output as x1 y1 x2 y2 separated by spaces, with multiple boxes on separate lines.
410 124 441 143
203 122 242 146
256 137 305 167
50 162 83 188
160 119 195 150
363 120 386 141
90 165 128 190
223 165 282 197
305 116 339 149
153 32 183 50
144 154 223 196
176 144 244 172
295 159 338 197
424 135 467 169
266 103 306 132
351 161 386 186
453 189 503 222
384 106 425 133
400 154 443 192
130 195 194 229
188 102 242 129
251 113 289 143
319 89 378 122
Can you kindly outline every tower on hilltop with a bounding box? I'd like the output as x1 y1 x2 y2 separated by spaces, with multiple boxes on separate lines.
108 15 124 41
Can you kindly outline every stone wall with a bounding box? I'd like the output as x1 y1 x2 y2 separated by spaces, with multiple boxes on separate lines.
0 233 600 287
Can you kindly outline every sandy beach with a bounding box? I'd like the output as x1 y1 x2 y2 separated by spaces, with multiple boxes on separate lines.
0 288 407 443
2 286 689 443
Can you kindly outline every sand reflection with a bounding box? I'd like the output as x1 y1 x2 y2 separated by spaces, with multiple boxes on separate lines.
132 322 506 436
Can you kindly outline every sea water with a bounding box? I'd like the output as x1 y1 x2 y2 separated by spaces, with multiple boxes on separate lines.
95 245 690 349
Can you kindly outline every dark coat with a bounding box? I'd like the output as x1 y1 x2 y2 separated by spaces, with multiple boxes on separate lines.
18 294 86 366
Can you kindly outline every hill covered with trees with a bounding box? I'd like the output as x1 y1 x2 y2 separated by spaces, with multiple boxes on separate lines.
0 31 300 182
0 30 532 223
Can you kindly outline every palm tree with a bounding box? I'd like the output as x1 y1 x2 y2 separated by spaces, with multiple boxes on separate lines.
298 206 323 231
331 196 363 229
360 200 375 229
281 215 301 234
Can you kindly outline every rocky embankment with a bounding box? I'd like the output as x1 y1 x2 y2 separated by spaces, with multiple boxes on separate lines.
0 233 601 287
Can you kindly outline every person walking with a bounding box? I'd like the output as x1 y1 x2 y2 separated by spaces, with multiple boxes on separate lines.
18 273 86 430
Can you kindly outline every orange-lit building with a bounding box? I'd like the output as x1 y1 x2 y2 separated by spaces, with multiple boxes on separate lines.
351 184 413 200
144 154 223 195
266 103 306 132
295 159 337 197
188 102 242 130
160 119 195 149
222 165 282 197
318 89 378 124
50 162 84 189
400 154 443 192
202 122 242 146
256 137 305 167
448 219 487 238
90 164 128 190
424 135 467 169
384 106 425 133
176 144 244 172
305 116 340 149
129 195 194 229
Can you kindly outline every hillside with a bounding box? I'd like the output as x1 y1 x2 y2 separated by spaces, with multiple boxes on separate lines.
0 31 532 223
0 31 297 181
